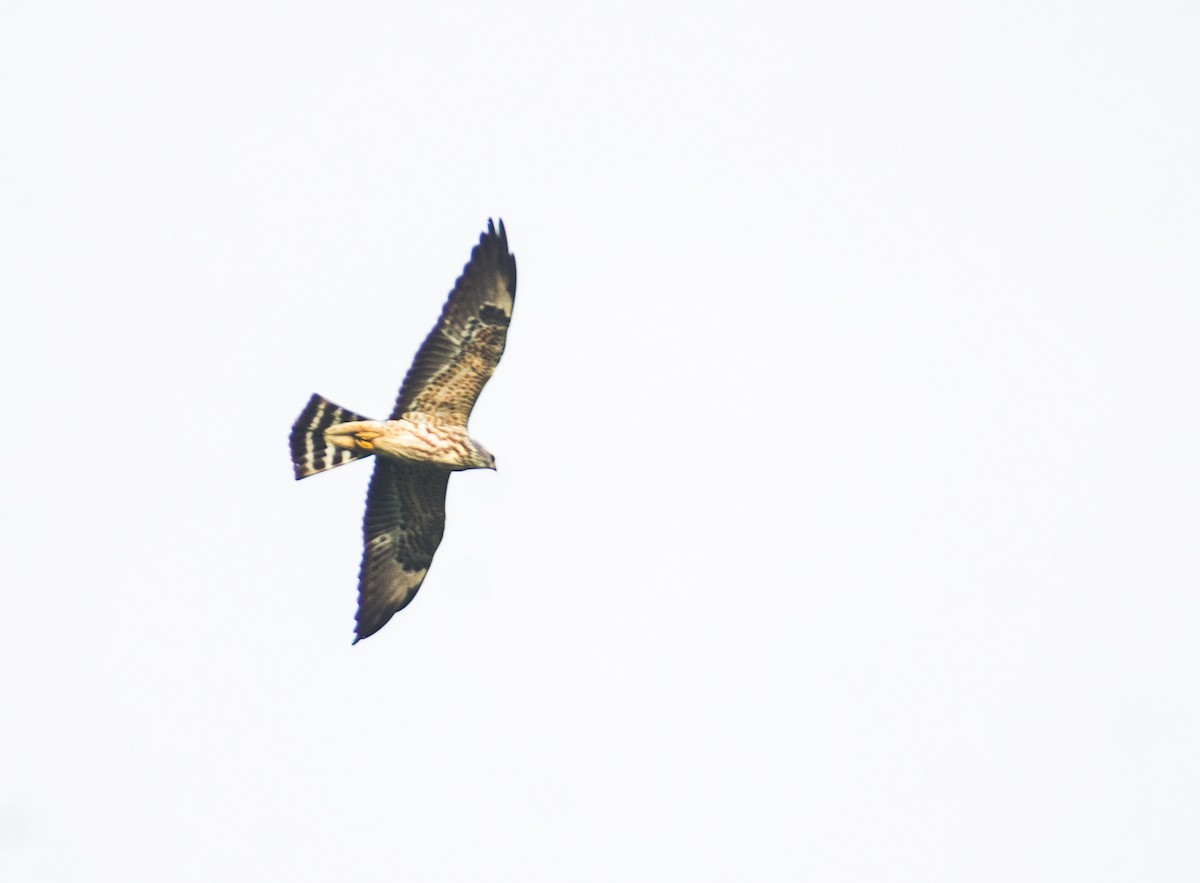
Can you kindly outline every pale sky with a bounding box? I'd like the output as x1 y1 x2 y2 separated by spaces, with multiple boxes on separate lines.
3 1 1198 880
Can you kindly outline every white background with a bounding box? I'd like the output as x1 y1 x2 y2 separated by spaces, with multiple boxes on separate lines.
3 1 1198 880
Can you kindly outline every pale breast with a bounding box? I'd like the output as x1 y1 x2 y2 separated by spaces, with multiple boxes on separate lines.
373 417 475 469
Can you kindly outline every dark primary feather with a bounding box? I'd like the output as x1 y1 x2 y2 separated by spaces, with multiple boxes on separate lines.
354 459 451 643
390 218 517 426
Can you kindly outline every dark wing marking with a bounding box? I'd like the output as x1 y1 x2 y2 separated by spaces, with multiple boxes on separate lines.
389 219 517 427
290 393 374 480
353 459 451 643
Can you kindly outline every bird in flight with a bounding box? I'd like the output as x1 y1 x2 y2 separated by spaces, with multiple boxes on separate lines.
290 220 517 643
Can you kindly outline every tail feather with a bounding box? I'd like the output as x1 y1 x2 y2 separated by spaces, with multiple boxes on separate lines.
290 393 374 480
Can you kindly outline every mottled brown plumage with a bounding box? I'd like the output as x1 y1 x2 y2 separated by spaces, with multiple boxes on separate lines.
289 220 517 642
393 221 516 424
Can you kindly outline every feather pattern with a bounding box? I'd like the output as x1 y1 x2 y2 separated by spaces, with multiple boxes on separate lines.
354 459 450 643
290 393 374 479
391 219 517 426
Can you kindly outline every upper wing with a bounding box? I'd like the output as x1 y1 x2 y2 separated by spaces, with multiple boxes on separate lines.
389 219 517 426
354 458 451 643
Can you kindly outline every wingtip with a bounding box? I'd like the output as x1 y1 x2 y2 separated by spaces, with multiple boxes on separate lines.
353 613 383 644
480 218 514 292
484 217 508 247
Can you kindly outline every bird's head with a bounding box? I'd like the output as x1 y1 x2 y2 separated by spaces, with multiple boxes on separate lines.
467 441 497 471
324 421 383 453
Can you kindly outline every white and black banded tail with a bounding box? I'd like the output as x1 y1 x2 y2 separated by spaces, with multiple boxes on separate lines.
290 393 374 480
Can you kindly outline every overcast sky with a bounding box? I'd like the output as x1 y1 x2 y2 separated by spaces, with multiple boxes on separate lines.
3 1 1198 880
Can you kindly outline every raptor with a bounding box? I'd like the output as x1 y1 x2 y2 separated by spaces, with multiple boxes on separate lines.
290 220 517 642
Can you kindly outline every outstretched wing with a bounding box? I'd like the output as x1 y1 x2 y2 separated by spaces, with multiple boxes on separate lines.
354 459 451 643
390 219 517 427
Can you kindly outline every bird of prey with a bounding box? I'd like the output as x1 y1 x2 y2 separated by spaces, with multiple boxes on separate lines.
290 220 516 643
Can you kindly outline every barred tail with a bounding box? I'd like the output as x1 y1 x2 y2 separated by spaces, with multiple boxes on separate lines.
290 393 374 480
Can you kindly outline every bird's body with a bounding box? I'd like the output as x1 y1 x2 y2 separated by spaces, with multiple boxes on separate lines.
290 220 516 643
324 416 494 471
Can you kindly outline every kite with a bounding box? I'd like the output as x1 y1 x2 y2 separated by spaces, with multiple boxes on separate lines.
290 220 517 642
